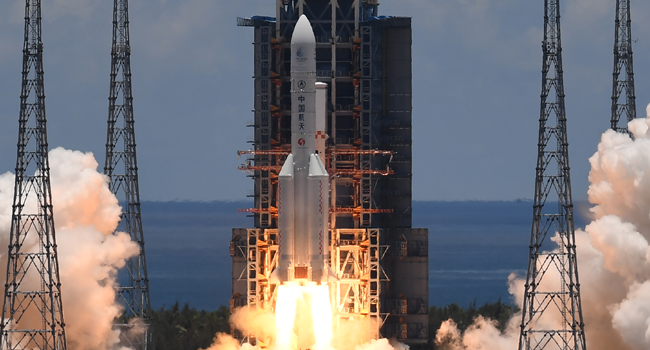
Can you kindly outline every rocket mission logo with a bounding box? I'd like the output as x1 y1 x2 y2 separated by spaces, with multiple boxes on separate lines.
296 46 308 63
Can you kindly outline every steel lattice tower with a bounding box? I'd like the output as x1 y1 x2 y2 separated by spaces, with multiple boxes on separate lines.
105 0 152 349
0 1 67 349
611 0 636 134
518 1 587 350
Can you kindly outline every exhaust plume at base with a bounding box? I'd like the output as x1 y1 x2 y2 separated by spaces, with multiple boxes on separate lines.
207 301 408 350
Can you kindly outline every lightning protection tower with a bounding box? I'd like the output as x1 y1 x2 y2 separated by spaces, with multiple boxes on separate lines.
0 1 67 349
105 0 153 349
611 0 636 134
518 1 587 350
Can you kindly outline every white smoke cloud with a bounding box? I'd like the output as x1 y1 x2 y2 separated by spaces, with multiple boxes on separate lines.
611 281 650 349
433 107 650 350
201 333 246 350
434 317 519 350
0 147 139 350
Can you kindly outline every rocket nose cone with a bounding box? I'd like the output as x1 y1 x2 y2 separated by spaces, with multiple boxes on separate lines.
291 14 315 44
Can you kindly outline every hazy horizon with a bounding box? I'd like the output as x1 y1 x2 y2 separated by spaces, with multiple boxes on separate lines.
140 200 591 310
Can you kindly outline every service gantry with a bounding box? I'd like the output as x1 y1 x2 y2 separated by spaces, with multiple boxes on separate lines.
518 1 587 350
0 1 67 349
232 0 428 346
611 0 636 134
104 0 153 349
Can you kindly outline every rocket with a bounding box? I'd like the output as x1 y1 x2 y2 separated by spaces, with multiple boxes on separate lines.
271 15 334 284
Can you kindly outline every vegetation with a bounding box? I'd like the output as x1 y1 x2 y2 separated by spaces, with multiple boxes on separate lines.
427 298 517 349
150 303 230 350
143 300 515 350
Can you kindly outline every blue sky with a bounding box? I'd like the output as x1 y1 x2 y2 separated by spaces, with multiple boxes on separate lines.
0 0 649 201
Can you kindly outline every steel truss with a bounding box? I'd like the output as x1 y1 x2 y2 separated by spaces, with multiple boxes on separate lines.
253 25 274 229
611 0 636 134
518 1 587 350
238 228 388 345
104 1 153 349
0 1 67 349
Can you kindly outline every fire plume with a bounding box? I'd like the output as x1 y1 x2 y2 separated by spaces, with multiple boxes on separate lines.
274 282 333 350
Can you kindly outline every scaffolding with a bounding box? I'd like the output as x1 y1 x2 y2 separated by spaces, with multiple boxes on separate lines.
332 228 389 329
232 227 389 343
254 24 274 229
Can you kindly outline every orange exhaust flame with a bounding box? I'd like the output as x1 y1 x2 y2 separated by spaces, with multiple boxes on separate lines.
274 282 332 350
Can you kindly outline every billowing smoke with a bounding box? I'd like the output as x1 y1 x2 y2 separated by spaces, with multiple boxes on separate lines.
0 147 139 350
433 104 650 350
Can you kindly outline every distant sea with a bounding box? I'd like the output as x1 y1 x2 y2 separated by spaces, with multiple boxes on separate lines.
141 200 591 311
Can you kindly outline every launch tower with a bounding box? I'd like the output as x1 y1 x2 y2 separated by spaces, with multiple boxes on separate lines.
611 0 636 134
0 1 67 349
104 0 153 349
232 0 428 345
518 1 587 350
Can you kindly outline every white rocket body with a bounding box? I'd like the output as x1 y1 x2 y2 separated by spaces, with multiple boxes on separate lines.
273 15 333 284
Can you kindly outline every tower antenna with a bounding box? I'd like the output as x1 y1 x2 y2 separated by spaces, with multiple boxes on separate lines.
105 0 153 348
0 1 67 349
611 0 636 134
518 1 587 349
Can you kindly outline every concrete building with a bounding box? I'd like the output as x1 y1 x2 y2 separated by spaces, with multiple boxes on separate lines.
232 0 428 345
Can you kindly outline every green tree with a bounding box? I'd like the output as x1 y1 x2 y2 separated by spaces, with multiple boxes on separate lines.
149 303 230 350
428 299 517 349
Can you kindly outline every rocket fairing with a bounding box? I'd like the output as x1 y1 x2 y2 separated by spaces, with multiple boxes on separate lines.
271 15 334 285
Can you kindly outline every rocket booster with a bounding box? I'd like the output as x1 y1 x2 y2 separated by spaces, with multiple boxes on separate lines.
272 15 333 284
